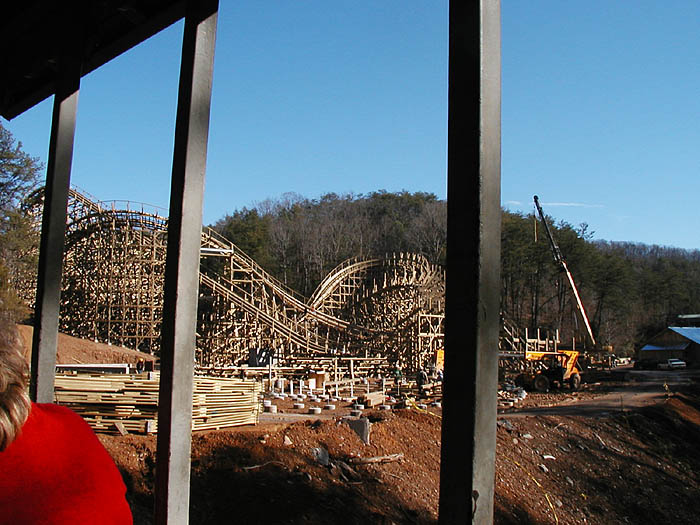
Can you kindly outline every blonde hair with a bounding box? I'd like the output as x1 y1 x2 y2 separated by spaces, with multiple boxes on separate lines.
0 315 30 451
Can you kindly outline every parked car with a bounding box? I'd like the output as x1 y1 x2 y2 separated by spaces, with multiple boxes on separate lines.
657 358 686 370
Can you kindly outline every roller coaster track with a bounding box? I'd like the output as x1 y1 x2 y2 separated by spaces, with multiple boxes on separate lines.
196 227 439 366
310 253 444 313
23 188 446 371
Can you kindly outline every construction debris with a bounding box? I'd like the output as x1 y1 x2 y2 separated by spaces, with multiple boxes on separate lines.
349 453 404 465
498 383 528 409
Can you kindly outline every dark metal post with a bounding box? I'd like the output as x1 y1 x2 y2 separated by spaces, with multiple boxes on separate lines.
30 30 82 404
439 1 501 523
154 1 218 523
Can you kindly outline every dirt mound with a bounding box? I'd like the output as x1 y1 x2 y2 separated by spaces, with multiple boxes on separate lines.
17 325 156 366
495 392 700 524
99 382 700 524
102 409 442 524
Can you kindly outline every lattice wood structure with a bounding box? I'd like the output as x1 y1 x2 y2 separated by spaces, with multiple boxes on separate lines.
197 232 445 371
24 188 445 372
498 314 561 377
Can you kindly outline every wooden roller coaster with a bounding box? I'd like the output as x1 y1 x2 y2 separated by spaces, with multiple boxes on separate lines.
23 188 445 373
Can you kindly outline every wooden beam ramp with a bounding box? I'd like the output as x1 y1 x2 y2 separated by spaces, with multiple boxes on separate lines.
54 373 262 434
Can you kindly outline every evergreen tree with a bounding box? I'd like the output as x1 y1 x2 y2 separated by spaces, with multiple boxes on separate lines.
0 123 43 321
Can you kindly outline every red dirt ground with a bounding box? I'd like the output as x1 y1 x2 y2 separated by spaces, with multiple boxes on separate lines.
26 328 700 524
98 385 700 525
17 324 156 366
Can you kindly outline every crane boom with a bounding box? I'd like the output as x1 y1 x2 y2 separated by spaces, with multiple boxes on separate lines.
533 195 596 348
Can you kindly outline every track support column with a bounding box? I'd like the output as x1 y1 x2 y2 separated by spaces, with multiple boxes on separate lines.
439 1 501 523
154 1 218 523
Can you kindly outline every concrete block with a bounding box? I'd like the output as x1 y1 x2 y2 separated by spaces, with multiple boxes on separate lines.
346 416 371 444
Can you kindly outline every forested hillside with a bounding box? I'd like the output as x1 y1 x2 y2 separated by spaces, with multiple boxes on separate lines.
212 192 700 355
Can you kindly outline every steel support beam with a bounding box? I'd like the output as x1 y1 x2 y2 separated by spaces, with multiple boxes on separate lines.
154 1 218 523
439 1 501 523
30 18 82 404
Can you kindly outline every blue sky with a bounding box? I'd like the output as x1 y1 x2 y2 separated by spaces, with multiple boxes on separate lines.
3 1 699 250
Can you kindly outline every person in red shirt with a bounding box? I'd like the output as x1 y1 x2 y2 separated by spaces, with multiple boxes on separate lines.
0 317 132 525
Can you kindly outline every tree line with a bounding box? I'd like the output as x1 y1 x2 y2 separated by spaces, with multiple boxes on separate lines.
210 190 446 296
2 122 700 354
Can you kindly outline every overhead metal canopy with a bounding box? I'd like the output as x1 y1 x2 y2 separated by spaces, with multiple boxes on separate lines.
0 0 185 120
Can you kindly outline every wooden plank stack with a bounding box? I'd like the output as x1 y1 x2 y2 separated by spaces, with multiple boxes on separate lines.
358 391 386 407
54 373 262 434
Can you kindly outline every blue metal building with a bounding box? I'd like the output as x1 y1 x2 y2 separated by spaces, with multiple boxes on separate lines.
640 326 700 366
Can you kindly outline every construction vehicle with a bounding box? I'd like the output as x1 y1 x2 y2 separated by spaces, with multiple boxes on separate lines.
516 348 582 392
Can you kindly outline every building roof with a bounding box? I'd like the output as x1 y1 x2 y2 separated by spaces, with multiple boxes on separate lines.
669 326 700 345
640 326 700 352
640 343 689 352
1 0 185 120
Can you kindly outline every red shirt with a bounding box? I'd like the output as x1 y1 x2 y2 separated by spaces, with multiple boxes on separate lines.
0 403 133 525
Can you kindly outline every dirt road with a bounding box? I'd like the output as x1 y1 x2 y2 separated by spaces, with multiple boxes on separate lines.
502 367 699 417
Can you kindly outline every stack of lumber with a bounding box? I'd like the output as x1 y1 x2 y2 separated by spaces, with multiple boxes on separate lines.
54 373 261 434
358 391 386 407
